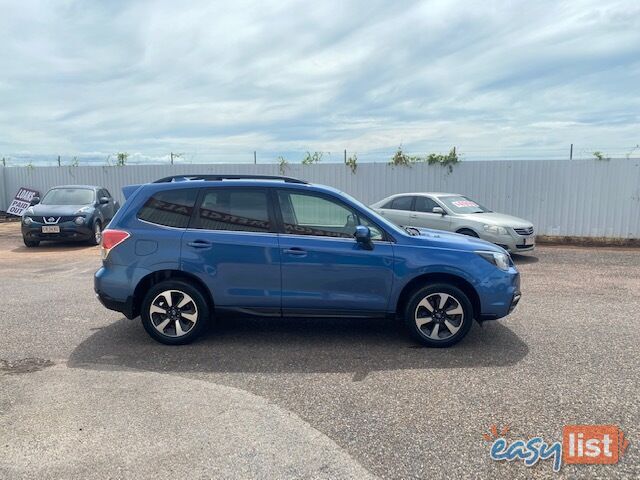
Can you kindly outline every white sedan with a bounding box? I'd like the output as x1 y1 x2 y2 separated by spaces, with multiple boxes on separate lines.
371 192 535 254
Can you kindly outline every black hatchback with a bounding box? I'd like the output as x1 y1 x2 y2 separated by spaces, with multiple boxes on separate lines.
21 185 119 247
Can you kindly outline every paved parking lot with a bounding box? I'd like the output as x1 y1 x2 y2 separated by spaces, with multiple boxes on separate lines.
0 221 638 479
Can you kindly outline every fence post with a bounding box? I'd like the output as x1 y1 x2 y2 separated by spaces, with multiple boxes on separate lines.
254 151 257 164
569 144 573 160
0 165 7 212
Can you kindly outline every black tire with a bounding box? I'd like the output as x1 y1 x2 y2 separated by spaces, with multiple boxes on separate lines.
23 238 40 248
88 220 102 246
457 228 479 238
140 280 210 345
403 283 473 347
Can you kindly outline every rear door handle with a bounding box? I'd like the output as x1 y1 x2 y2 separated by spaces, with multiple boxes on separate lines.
409 214 418 218
283 247 307 256
187 240 212 248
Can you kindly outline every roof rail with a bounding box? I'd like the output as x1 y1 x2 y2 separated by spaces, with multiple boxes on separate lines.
153 174 308 184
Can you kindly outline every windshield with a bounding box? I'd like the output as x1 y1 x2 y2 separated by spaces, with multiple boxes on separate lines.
438 195 491 214
41 188 94 206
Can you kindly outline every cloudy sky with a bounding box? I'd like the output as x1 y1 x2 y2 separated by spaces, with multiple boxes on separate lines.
1 0 639 163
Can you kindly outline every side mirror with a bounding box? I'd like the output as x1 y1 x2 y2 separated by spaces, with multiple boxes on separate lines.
354 225 373 250
99 197 109 204
30 196 40 205
432 206 445 215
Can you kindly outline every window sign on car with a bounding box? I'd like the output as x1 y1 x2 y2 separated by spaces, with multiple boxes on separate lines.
452 200 479 208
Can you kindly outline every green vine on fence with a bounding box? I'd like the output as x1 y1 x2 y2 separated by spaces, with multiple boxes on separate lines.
592 151 610 161
426 148 460 173
345 153 358 174
389 146 460 172
301 151 323 165
278 156 288 175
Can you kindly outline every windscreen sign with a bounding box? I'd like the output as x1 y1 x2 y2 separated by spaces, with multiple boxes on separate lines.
6 187 39 216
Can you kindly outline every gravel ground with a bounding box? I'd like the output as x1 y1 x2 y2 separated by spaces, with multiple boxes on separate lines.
0 222 638 479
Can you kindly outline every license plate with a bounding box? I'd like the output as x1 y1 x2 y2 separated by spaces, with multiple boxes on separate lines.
524 237 534 246
42 226 60 234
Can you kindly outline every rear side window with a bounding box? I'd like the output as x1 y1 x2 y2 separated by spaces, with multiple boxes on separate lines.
389 196 413 210
193 188 271 232
137 188 197 228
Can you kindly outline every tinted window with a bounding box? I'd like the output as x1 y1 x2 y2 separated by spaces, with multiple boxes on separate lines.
278 191 383 240
194 189 271 232
41 188 94 205
414 196 439 213
138 189 197 228
390 196 413 211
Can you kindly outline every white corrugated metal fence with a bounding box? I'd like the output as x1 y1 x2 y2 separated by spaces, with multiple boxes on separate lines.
1 159 639 238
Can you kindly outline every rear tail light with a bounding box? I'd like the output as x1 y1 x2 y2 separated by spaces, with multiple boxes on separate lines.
101 229 130 259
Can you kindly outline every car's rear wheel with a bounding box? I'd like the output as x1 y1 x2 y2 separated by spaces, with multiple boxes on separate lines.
403 283 473 347
89 221 102 246
23 238 40 248
141 280 209 345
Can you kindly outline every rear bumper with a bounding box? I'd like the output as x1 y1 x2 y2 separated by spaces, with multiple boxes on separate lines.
94 265 143 319
95 291 135 319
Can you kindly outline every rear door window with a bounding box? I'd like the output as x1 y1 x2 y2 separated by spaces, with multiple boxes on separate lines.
137 188 198 228
193 188 272 232
390 196 414 211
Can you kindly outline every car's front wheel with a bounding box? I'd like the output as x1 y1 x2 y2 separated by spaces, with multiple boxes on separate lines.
403 283 473 347
89 220 102 246
141 280 210 345
23 237 40 248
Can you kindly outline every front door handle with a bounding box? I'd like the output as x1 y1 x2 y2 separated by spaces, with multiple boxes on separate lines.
187 240 212 248
283 247 307 256
409 214 418 218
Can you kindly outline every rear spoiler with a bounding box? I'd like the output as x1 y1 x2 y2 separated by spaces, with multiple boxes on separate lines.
122 184 143 200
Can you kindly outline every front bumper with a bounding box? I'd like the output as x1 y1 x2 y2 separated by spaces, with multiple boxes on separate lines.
477 267 521 322
22 220 94 242
479 231 535 254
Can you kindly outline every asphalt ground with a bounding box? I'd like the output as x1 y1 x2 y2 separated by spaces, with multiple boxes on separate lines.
0 221 638 479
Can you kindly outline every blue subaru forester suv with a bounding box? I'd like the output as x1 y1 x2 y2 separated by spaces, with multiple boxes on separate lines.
95 174 520 347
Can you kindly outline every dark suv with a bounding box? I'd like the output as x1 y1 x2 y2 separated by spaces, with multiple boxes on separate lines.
22 185 119 247
95 175 521 347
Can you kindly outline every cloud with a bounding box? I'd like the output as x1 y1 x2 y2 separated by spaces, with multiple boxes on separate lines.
0 0 639 163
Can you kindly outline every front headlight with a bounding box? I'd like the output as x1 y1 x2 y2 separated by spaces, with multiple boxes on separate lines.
483 224 509 235
476 251 511 271
23 216 33 225
74 216 85 225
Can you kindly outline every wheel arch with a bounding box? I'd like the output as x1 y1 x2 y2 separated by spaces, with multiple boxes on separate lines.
455 227 479 236
132 269 214 319
396 272 481 321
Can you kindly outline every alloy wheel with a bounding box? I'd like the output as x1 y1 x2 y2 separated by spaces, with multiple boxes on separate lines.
414 292 464 341
94 223 102 244
149 290 199 337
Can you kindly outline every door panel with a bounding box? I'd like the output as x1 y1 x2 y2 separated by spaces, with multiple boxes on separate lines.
279 235 394 314
181 187 281 309
276 190 394 315
412 196 451 231
181 230 281 308
381 196 414 227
